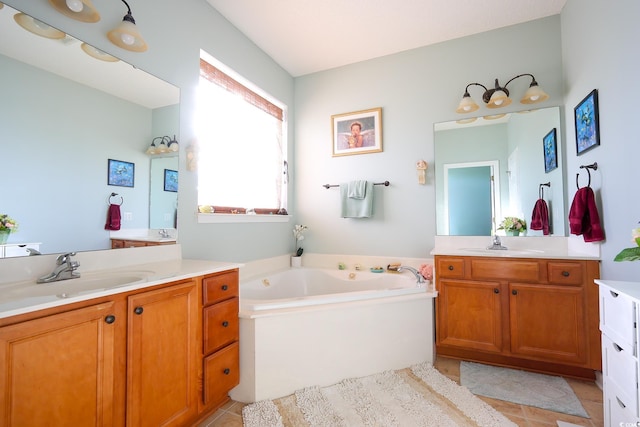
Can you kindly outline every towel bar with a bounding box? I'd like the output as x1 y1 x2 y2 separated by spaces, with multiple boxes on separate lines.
323 181 390 189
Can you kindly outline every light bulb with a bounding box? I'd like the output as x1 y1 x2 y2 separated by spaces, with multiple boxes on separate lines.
121 33 135 46
65 0 83 12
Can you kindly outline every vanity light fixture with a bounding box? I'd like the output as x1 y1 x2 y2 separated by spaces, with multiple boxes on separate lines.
48 0 100 23
81 43 119 62
456 74 549 114
14 13 66 39
107 0 147 53
146 136 179 155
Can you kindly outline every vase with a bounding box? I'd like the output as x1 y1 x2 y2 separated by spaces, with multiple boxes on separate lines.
291 256 302 268
505 230 520 236
0 230 10 245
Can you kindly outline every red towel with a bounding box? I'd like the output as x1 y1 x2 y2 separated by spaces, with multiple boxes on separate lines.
530 198 550 235
568 187 604 242
105 203 121 230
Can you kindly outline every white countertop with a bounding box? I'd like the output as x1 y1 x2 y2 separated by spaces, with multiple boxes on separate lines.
595 280 640 302
0 247 241 319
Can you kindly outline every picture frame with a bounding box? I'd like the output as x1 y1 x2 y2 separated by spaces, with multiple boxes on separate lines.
107 159 134 187
574 89 600 155
331 107 382 156
164 169 178 192
542 128 558 173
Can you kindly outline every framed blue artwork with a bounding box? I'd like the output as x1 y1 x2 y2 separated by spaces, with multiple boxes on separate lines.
543 128 558 173
574 89 600 155
107 159 134 187
164 169 178 192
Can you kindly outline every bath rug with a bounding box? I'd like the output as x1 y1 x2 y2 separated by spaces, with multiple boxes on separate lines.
242 362 516 427
460 361 589 418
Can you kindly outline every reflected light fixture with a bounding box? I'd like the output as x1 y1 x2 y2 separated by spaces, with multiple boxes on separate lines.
456 74 549 114
107 0 147 52
81 43 119 62
48 0 100 23
166 135 179 152
14 13 66 39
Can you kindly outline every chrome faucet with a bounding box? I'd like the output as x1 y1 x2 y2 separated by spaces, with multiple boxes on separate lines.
158 229 170 238
396 266 426 285
37 252 81 283
487 235 508 250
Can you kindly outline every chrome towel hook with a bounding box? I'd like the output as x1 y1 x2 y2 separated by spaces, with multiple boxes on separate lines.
576 162 598 189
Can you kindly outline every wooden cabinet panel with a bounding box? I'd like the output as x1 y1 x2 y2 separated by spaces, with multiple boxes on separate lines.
436 257 465 278
127 280 198 427
470 258 540 282
203 298 239 355
547 262 583 285
0 302 117 427
203 270 239 306
203 342 239 407
509 283 586 364
437 279 503 353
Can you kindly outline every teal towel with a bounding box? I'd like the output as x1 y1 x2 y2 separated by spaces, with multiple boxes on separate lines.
340 181 374 218
347 180 367 199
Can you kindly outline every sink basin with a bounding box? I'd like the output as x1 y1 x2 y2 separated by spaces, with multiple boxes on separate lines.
0 272 149 303
459 248 545 256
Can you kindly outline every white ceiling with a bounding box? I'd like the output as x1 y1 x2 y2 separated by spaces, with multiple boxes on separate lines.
207 0 567 77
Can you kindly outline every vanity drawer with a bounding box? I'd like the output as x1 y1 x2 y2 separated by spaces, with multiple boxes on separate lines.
203 298 239 354
605 373 639 421
203 270 239 306
547 262 583 285
436 257 465 278
470 259 540 282
203 342 239 406
600 285 637 354
602 334 639 407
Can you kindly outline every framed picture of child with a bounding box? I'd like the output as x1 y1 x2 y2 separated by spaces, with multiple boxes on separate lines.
331 107 382 156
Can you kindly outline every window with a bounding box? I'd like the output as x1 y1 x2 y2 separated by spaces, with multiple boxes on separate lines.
196 55 287 218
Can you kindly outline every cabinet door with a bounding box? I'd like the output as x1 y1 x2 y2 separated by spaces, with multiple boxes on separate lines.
510 283 587 364
127 281 198 427
437 279 503 353
0 302 117 427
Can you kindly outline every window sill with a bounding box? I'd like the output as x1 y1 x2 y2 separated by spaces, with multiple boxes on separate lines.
197 213 291 224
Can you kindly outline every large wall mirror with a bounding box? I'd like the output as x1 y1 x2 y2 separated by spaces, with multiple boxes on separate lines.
435 107 567 237
0 4 180 257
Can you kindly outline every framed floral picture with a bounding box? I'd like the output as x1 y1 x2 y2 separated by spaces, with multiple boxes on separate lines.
331 107 382 156
574 89 600 155
542 128 558 173
164 169 178 192
107 159 134 187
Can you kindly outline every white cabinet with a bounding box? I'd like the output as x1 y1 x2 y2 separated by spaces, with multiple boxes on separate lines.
596 280 640 426
0 243 41 258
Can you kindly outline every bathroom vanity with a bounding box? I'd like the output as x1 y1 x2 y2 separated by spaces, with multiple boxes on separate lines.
434 253 601 379
0 246 239 426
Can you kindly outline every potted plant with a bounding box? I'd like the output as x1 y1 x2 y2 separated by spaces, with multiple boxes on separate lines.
498 216 527 236
614 225 640 262
292 224 308 267
0 214 18 245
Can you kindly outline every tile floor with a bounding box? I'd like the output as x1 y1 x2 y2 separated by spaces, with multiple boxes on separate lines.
198 356 604 427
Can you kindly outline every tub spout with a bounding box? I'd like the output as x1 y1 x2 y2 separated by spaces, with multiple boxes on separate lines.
396 266 425 285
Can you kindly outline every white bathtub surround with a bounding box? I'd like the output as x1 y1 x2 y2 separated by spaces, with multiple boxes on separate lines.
230 262 436 403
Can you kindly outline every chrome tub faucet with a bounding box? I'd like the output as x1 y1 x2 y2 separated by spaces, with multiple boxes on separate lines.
37 252 81 283
390 265 426 285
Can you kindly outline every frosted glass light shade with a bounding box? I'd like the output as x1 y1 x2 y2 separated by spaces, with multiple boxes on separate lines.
107 18 147 52
81 43 119 62
487 89 512 108
14 13 66 39
455 94 480 114
521 84 549 104
48 0 100 23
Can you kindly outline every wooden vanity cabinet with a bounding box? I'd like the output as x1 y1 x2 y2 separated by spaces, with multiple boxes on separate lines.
111 238 175 249
435 255 601 379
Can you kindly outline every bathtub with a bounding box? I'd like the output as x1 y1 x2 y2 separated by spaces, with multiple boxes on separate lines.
229 267 436 403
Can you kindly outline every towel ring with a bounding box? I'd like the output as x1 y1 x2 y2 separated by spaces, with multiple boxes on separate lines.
108 192 124 205
576 162 598 189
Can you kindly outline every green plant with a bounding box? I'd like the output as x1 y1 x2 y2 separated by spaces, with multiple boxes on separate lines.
614 226 640 262
498 216 527 232
0 214 18 233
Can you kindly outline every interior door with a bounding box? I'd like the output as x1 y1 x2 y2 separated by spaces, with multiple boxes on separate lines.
447 165 493 235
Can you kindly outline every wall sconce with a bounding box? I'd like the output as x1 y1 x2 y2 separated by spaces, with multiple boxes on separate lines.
48 0 100 23
146 136 178 155
456 74 549 114
107 0 147 52
81 43 119 62
14 13 66 39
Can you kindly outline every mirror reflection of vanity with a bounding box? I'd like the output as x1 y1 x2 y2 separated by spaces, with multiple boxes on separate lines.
434 107 566 237
0 4 180 257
